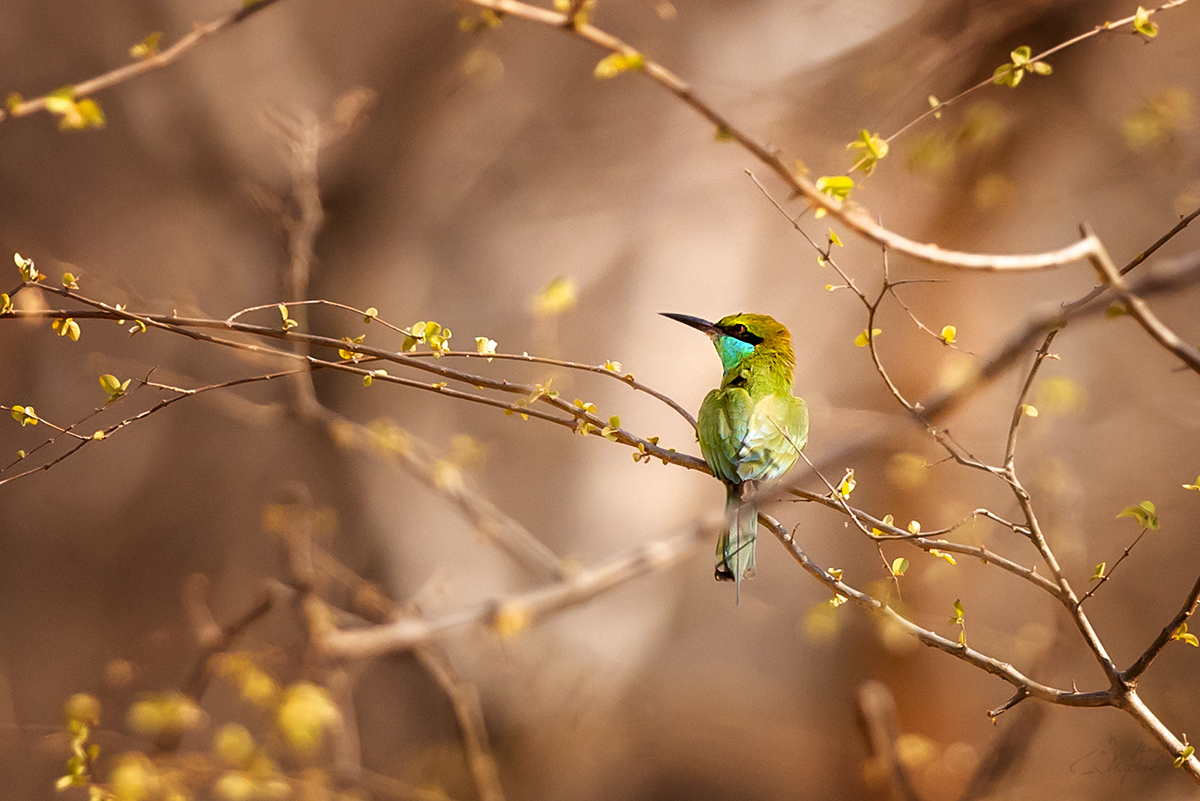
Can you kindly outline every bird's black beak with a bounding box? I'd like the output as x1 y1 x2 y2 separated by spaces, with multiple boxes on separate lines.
660 312 718 336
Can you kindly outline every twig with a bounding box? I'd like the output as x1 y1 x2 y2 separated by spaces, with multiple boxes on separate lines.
412 644 506 801
960 697 1045 800
319 409 568 582
459 0 1106 272
786 489 1059 595
10 286 700 471
759 514 1109 707
1124 568 1200 682
1003 330 1058 470
1088 227 1200 375
182 581 278 699
321 525 705 660
884 1 1192 144
998 341 1122 686
1075 526 1151 609
0 0 285 124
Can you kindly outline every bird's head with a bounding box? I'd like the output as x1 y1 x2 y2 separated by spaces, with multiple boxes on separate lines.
660 312 794 374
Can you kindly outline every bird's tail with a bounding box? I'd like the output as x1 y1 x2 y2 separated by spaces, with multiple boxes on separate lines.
716 483 757 602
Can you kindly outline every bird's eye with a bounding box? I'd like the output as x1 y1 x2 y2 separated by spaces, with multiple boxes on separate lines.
732 324 747 335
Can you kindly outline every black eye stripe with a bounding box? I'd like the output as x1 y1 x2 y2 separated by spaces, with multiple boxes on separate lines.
721 324 763 345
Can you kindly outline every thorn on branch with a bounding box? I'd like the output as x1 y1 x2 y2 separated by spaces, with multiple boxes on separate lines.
987 688 1029 722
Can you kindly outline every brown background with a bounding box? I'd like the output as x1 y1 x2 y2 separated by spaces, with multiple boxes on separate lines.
2 0 1200 798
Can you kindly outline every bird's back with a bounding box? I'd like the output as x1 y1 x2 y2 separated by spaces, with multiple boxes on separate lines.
699 386 807 485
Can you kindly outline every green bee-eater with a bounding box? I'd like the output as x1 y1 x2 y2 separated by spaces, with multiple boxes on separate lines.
661 312 808 599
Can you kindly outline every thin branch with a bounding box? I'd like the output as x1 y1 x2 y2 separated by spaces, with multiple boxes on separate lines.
960 698 1046 800
10 288 699 470
1088 228 1200 375
998 353 1122 685
318 408 568 582
1075 526 1151 610
182 580 279 700
1003 330 1058 470
321 525 705 660
760 514 1109 707
786 489 1059 595
884 1 1191 144
1120 689 1200 780
460 0 1107 272
0 0 285 124
1125 568 1200 682
412 644 506 801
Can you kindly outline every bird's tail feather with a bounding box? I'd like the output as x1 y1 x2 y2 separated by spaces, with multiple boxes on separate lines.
716 484 757 602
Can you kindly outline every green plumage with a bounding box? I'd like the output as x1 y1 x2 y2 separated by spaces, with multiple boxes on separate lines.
662 312 808 600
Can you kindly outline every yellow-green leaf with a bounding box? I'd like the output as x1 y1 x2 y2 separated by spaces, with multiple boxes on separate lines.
99 373 131 404
1172 623 1199 647
130 32 163 60
1091 562 1107 581
949 599 965 625
940 325 957 344
278 304 298 330
475 336 497 360
594 51 644 79
815 175 854 200
1134 6 1158 37
1183 476 1200 492
836 469 856 499
339 334 366 360
929 549 956 566
1117 500 1160 530
847 129 889 176
14 252 40 282
992 46 1050 88
890 557 909 577
52 318 81 341
854 328 881 347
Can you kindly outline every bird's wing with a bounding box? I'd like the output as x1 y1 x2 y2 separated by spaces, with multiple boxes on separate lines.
735 393 809 483
697 387 752 485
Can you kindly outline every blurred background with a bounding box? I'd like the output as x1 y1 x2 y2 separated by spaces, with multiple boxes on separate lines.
2 0 1200 798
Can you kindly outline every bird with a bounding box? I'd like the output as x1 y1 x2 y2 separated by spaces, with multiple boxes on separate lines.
661 312 808 600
